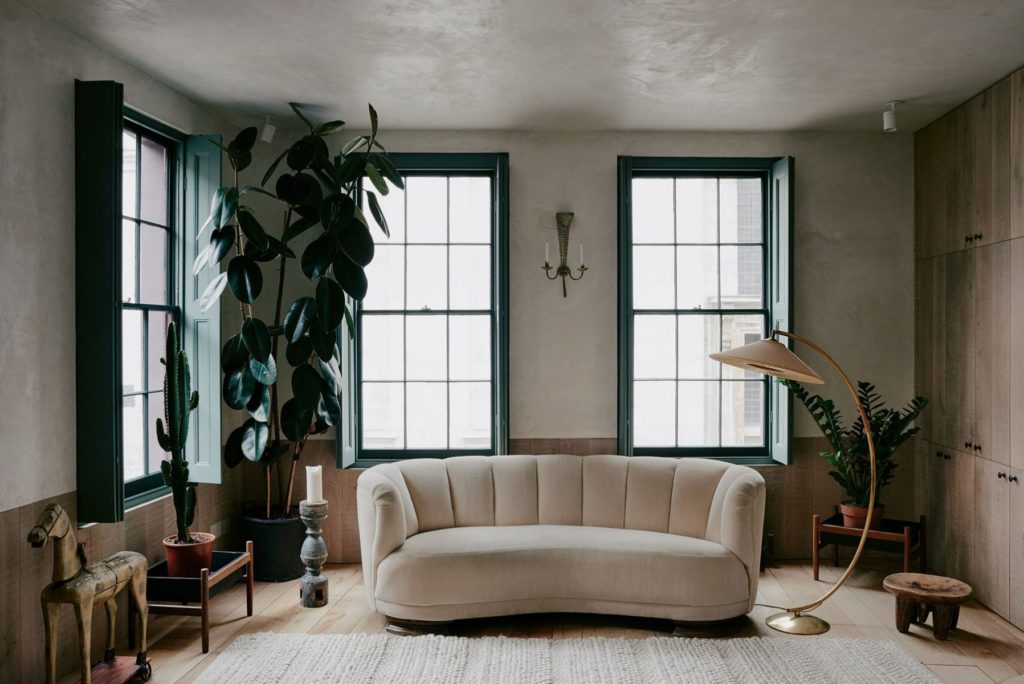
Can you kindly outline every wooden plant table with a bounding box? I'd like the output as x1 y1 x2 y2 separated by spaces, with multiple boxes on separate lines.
130 541 254 653
812 511 926 580
883 572 972 640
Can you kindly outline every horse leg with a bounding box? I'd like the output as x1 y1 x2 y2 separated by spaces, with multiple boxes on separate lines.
104 598 117 662
129 571 149 665
41 599 59 684
74 597 94 684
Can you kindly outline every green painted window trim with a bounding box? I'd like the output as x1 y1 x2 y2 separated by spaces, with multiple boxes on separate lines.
340 153 510 468
617 156 794 466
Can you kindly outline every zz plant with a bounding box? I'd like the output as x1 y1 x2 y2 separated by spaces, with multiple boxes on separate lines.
783 380 928 507
156 320 200 543
195 103 401 518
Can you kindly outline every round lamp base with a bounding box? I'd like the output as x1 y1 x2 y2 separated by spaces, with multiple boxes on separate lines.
766 612 831 635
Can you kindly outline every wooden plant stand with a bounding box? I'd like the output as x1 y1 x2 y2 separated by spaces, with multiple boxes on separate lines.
812 510 926 580
130 541 254 654
883 572 972 640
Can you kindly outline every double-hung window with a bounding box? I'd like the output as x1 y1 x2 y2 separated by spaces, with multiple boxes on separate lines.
618 157 793 464
343 153 509 464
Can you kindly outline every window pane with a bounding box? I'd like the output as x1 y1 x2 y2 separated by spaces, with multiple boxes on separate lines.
677 315 720 380
148 391 165 474
122 395 145 482
122 309 143 394
361 315 404 380
449 246 490 309
633 381 675 447
407 246 447 310
406 315 447 381
363 245 404 310
449 177 490 243
139 136 168 225
406 383 447 448
676 246 718 309
722 381 764 446
122 219 137 303
721 316 765 379
632 246 675 309
450 382 491 448
631 178 673 243
139 224 168 304
678 381 720 447
449 315 490 380
371 182 405 244
720 246 763 308
675 178 717 243
719 178 762 243
122 130 137 218
147 311 172 391
633 315 675 380
362 382 404 449
406 176 446 243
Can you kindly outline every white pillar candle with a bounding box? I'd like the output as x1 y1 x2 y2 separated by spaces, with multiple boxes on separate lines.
579 242 584 265
306 465 324 503
545 241 550 264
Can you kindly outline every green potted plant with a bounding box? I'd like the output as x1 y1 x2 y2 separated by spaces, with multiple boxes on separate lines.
157 320 213 576
195 103 399 580
784 380 927 529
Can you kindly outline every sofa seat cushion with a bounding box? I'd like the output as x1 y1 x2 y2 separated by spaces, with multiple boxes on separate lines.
375 525 749 613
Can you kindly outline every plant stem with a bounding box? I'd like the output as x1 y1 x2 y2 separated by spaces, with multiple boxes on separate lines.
264 464 271 519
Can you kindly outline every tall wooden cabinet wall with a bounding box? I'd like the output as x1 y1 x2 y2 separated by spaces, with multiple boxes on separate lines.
914 69 1024 628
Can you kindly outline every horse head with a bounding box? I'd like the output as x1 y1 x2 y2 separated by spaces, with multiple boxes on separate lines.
27 503 67 548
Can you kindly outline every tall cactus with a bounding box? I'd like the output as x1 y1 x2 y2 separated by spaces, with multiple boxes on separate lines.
156 321 200 543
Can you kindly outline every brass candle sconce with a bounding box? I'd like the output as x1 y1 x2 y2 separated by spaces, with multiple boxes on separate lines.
543 212 587 297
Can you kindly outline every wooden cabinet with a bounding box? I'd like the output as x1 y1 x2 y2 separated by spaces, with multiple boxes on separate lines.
1011 239 1024 472
973 458 1010 617
1010 71 1024 239
915 118 947 259
972 79 1011 247
915 259 944 445
916 440 948 573
914 441 973 580
1010 469 1024 626
973 243 1010 463
943 250 975 451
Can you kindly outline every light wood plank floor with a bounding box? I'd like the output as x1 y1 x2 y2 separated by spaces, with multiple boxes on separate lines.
113 559 1024 684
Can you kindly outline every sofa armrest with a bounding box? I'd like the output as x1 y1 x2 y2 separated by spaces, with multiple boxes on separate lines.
357 469 408 611
716 469 766 612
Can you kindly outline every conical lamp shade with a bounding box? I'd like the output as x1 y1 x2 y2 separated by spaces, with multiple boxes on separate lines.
709 338 825 384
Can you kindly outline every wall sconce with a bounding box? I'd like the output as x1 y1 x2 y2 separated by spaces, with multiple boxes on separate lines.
543 212 587 297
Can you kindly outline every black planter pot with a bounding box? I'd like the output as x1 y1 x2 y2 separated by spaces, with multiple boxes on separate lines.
239 512 305 582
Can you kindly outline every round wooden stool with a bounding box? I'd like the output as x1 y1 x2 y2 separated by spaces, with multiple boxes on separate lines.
883 572 972 641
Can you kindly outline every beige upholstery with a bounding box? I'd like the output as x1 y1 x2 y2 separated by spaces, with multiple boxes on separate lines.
357 455 766 624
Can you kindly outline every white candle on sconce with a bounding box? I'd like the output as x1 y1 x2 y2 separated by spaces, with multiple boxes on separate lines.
580 242 584 265
305 465 324 503
545 241 550 264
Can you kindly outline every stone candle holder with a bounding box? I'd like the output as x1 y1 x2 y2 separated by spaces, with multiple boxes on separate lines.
299 499 328 607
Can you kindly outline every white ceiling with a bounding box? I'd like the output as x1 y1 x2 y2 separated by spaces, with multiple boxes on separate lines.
27 0 1024 132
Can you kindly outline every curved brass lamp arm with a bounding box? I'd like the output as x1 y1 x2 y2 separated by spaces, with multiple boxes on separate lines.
773 329 877 617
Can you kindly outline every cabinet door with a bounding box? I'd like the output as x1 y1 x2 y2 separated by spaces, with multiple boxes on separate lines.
947 102 976 252
916 440 948 573
973 457 1010 617
916 118 948 259
944 250 976 452
1011 240 1024 472
1010 468 1024 628
946 449 976 582
1010 71 1024 239
915 259 941 445
974 242 1010 463
973 78 1011 247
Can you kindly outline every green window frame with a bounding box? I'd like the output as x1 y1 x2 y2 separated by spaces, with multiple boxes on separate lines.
617 156 794 465
75 80 223 522
339 153 509 467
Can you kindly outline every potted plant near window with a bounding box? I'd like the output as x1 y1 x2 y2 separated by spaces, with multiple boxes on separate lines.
784 380 927 529
195 104 399 580
157 320 214 576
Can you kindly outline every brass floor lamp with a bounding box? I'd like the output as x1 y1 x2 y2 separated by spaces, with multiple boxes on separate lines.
710 329 877 636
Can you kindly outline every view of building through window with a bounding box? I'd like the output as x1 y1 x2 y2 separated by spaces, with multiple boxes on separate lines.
631 176 767 449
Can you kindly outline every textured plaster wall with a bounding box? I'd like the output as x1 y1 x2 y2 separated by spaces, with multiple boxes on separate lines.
316 129 915 441
0 1 238 513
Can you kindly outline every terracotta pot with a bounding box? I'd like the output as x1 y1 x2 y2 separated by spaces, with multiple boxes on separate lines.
163 532 216 577
840 502 885 530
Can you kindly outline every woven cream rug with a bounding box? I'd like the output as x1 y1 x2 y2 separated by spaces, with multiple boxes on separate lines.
195 633 940 683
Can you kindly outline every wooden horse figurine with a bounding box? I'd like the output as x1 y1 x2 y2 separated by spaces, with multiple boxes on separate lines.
27 503 150 684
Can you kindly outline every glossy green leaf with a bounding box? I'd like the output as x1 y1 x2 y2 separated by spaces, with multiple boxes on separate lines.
291 364 322 409
220 334 248 372
248 353 278 385
365 191 389 238
227 256 263 303
241 317 271 362
321 193 356 232
308 320 335 361
283 297 316 343
210 225 235 265
201 186 239 236
286 336 313 366
192 241 214 275
341 135 367 156
223 365 256 410
246 383 271 422
280 398 313 441
289 102 315 131
339 220 374 266
315 120 346 136
316 277 345 331
233 127 258 152
260 148 289 188
276 172 322 208
333 252 368 300
282 216 316 243
373 153 404 189
318 391 342 427
369 103 379 137
364 162 388 195
198 271 228 313
237 208 270 250
301 233 338 280
240 419 269 462
318 356 341 395
224 423 246 468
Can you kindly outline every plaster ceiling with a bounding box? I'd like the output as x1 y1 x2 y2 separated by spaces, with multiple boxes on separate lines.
25 0 1024 132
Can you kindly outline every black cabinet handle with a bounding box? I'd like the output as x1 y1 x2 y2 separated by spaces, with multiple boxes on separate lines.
975 233 983 241
966 235 974 243
944 453 951 461
1009 475 1020 483
974 444 982 452
964 441 973 448
997 472 1007 479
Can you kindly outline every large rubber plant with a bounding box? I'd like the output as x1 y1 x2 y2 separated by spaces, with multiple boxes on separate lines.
196 104 400 519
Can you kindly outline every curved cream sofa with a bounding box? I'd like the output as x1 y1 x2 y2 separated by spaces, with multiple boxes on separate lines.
357 454 765 630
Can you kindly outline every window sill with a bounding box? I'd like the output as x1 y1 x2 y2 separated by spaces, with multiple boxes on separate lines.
125 485 171 512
